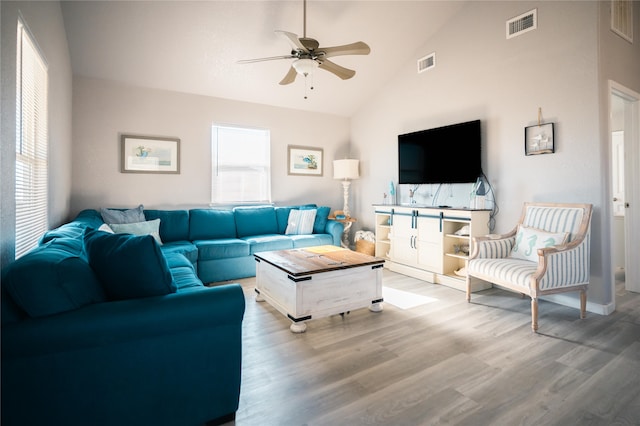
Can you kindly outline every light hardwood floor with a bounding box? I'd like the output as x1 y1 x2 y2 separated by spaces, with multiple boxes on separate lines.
223 269 640 426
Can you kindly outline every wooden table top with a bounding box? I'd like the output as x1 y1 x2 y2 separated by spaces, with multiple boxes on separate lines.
254 245 384 277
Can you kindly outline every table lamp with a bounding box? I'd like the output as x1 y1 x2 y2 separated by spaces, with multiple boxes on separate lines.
333 159 359 218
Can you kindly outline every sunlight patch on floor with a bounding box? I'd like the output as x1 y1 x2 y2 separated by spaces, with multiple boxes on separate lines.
382 286 438 310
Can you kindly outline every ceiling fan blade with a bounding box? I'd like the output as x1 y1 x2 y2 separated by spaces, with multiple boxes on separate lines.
275 30 308 52
318 41 371 58
318 59 356 80
279 66 298 85
237 55 295 64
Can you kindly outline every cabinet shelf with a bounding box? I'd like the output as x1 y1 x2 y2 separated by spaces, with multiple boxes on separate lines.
445 252 468 260
445 233 469 240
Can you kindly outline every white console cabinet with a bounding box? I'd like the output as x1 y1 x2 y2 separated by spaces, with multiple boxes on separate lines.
374 205 491 292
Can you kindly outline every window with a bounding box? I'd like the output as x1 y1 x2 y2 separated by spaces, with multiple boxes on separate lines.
15 19 48 258
211 125 271 205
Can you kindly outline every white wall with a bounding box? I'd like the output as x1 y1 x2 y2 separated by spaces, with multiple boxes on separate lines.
70 77 351 215
350 1 613 308
1 1 73 269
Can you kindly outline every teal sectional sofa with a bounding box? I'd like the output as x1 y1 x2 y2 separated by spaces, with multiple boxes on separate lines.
0 203 341 425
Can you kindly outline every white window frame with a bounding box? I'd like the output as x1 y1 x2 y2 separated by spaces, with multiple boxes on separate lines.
211 124 271 205
15 17 48 258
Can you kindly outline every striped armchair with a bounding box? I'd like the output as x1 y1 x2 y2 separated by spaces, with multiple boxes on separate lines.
466 202 593 332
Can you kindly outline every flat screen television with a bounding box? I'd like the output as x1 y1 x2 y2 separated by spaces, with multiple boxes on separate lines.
398 119 482 184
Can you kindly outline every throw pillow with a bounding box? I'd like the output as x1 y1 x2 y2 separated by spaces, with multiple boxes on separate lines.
313 206 331 234
100 204 145 224
98 223 114 233
510 225 569 262
285 209 317 235
109 219 163 245
83 229 176 300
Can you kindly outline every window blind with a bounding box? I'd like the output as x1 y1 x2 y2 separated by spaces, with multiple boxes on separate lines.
211 125 271 205
15 19 48 258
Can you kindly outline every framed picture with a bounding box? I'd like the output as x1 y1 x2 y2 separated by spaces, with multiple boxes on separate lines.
525 123 554 156
287 145 323 176
121 134 180 174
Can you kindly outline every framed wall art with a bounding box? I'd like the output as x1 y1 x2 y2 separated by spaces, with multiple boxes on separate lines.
525 123 554 156
121 134 180 174
287 145 323 176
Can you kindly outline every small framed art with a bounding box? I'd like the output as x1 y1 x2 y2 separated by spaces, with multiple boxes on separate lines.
287 145 323 176
121 134 180 174
525 123 554 156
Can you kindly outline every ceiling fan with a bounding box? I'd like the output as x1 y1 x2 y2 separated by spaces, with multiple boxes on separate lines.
238 0 371 86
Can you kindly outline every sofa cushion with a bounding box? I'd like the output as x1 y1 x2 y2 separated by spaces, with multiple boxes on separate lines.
290 233 334 248
84 229 176 300
510 225 569 262
163 252 204 291
40 222 89 244
285 209 317 235
109 219 163 245
160 241 198 264
195 239 250 260
189 209 237 240
244 235 293 254
234 206 278 238
2 239 106 318
100 204 145 224
144 209 190 242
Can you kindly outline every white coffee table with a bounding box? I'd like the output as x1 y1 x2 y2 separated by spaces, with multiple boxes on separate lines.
254 245 384 333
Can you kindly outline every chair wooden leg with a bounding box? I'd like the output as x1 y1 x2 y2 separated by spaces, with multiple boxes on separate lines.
466 278 471 302
531 297 539 332
580 288 587 319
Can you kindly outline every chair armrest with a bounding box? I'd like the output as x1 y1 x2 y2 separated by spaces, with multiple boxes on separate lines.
532 233 591 291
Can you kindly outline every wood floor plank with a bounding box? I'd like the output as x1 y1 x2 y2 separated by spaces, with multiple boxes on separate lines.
223 270 640 426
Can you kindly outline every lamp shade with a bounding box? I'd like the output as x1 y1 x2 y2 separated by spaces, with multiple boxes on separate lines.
333 159 359 180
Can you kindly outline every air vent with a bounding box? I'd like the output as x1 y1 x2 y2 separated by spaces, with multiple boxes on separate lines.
611 0 633 43
417 52 435 73
506 9 537 39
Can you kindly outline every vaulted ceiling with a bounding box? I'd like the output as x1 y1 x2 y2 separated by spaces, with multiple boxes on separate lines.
61 1 465 117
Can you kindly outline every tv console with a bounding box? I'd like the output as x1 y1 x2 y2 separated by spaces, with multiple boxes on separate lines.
373 204 491 292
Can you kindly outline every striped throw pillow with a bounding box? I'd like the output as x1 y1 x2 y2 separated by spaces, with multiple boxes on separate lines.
285 209 317 235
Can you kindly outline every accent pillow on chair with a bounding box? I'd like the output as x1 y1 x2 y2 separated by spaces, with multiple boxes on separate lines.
509 225 569 262
83 229 176 300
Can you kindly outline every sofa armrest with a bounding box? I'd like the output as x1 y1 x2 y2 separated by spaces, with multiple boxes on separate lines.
325 219 344 246
2 284 245 359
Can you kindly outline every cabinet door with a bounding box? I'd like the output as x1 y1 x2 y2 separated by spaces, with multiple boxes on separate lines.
417 216 443 273
390 213 417 266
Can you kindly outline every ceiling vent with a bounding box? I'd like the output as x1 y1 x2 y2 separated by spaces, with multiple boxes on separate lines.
611 0 633 43
506 9 537 39
417 52 435 73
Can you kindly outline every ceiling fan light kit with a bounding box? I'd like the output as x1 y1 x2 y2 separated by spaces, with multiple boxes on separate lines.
292 58 318 76
238 0 370 98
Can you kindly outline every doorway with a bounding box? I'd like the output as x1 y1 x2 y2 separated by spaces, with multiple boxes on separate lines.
609 81 640 296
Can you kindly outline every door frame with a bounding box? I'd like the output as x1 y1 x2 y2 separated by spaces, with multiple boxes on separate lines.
608 80 640 300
